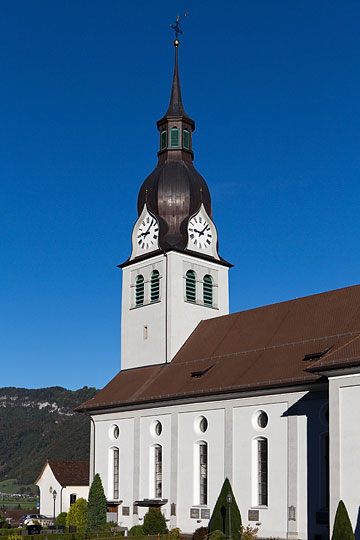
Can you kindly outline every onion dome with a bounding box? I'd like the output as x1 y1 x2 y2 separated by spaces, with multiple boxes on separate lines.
137 40 212 251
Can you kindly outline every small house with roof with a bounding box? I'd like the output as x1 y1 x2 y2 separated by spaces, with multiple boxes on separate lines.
36 460 89 517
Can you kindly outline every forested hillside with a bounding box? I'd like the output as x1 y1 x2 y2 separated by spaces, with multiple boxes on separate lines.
0 386 97 484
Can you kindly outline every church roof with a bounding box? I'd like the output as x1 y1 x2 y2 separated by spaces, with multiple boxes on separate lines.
76 284 360 413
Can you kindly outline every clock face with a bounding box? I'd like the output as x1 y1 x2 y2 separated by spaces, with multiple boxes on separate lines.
188 214 213 249
137 213 159 250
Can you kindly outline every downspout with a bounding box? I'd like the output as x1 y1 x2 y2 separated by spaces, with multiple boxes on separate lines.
90 416 96 479
60 486 65 513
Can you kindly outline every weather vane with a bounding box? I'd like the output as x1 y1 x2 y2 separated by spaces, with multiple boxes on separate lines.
170 13 188 41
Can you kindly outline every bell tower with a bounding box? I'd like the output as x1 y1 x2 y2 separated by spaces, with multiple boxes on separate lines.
120 38 231 370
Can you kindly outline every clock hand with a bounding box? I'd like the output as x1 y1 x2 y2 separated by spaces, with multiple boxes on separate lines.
141 219 154 237
198 224 210 236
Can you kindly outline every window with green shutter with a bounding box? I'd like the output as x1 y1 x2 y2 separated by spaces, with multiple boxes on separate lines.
160 130 167 150
170 127 180 148
135 275 144 306
203 275 213 306
151 270 160 302
183 129 190 149
186 270 196 303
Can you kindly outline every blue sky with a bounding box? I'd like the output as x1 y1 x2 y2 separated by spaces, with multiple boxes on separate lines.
1 1 360 390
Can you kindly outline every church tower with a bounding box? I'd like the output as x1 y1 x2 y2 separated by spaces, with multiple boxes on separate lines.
120 39 231 370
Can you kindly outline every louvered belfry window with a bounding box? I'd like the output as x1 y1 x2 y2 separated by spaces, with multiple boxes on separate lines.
151 270 160 302
186 270 196 302
199 442 208 505
135 275 144 306
203 274 213 306
183 129 190 149
258 438 268 506
160 130 167 150
170 127 180 148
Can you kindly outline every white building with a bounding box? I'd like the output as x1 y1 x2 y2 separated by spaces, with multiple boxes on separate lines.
36 460 89 517
77 39 360 540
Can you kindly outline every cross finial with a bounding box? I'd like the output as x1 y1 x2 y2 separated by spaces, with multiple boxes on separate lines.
170 13 188 43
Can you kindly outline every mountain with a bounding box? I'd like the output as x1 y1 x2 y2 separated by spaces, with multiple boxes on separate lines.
0 386 97 484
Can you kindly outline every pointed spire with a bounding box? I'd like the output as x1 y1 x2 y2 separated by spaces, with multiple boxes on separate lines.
165 41 189 118
157 40 194 129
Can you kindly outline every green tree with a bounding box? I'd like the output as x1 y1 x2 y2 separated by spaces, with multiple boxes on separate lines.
86 473 108 530
55 512 67 526
143 507 167 534
331 500 354 540
209 478 241 540
66 498 87 530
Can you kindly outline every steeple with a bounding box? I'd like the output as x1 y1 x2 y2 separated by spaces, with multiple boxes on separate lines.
158 40 194 128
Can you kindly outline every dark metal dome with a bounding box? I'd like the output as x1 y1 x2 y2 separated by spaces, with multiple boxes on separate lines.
137 159 212 250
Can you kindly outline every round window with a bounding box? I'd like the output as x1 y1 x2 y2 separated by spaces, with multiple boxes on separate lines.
199 416 208 433
151 420 162 437
195 415 208 434
253 410 268 429
109 424 120 440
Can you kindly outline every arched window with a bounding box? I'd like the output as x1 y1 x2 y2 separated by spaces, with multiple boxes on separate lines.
257 438 268 506
186 270 196 303
160 130 167 150
154 445 162 498
70 493 77 506
135 275 144 306
170 127 180 148
183 129 190 149
199 442 208 505
203 274 213 306
151 270 160 302
113 447 119 499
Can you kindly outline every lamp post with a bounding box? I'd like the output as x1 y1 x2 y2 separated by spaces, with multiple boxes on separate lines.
53 489 57 521
226 492 232 539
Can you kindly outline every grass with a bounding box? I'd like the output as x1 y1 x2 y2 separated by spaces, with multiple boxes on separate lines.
0 479 38 496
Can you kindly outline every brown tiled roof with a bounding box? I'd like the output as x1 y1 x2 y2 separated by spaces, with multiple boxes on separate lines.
47 460 89 486
76 284 360 412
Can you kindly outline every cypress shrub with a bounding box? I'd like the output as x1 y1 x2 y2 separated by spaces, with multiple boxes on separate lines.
209 531 226 540
129 525 144 536
55 512 67 526
209 478 241 540
87 473 108 530
66 498 87 530
143 508 167 534
331 500 354 540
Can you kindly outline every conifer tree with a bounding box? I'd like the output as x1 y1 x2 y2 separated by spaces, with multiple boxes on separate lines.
86 473 108 530
331 500 354 540
209 478 241 540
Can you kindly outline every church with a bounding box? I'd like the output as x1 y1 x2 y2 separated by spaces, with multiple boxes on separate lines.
77 37 360 540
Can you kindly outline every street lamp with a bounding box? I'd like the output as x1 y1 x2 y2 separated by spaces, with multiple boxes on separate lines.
226 492 232 539
53 489 57 521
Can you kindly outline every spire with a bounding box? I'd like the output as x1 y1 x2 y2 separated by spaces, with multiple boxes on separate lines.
165 41 189 118
157 40 194 129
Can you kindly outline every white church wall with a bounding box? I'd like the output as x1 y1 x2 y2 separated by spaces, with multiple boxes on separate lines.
177 407 225 532
329 373 360 536
139 413 172 520
91 387 328 539
92 413 134 528
61 486 89 514
233 398 289 539
121 255 166 369
167 251 229 361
